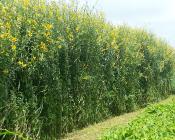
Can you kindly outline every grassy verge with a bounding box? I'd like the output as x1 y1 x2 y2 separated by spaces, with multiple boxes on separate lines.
63 95 175 140
100 95 175 140
0 129 28 140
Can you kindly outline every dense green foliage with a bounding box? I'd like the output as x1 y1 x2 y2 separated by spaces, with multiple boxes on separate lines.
101 101 175 140
0 0 175 139
0 129 28 140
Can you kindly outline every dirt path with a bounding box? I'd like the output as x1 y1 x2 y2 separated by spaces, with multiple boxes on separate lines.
62 96 175 140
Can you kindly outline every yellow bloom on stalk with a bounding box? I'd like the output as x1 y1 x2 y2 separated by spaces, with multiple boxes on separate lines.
111 30 117 41
11 37 17 43
39 42 48 52
23 0 30 7
68 33 73 41
57 45 62 49
32 20 37 25
27 31 32 37
111 30 116 36
0 34 4 39
44 24 53 30
18 61 27 68
5 22 11 29
111 41 116 48
0 33 10 39
44 32 51 37
11 45 16 51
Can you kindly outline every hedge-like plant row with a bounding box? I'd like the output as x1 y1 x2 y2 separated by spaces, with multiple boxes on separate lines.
0 0 174 139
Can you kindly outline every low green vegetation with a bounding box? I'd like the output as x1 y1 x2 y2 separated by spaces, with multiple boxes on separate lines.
0 0 175 139
101 98 175 140
0 129 28 140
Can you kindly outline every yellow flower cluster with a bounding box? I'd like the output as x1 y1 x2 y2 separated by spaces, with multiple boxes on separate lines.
0 33 10 39
27 31 32 37
18 61 27 68
11 37 17 43
39 42 48 52
11 45 17 51
57 45 62 49
44 24 53 30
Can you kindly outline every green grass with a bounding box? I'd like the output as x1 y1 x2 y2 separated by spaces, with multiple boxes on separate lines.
100 96 175 140
63 96 175 140
0 129 28 140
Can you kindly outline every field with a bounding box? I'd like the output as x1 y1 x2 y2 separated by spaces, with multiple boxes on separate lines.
62 96 175 140
101 96 175 140
0 0 175 139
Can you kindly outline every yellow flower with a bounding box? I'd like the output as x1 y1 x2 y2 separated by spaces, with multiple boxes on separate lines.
57 45 62 49
39 42 48 52
3 69 9 75
18 61 27 68
68 33 73 41
11 37 17 43
27 31 32 37
5 22 11 29
31 20 37 26
11 45 17 51
111 41 116 48
44 24 53 30
44 32 51 37
23 0 30 7
0 33 10 39
0 34 4 39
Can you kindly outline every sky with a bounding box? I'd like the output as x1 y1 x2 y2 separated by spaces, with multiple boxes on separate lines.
78 0 175 47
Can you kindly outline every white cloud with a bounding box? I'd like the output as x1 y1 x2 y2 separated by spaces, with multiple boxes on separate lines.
83 0 175 46
60 0 175 46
